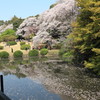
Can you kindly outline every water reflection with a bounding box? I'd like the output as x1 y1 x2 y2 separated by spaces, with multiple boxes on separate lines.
0 58 67 100
0 58 100 100
3 74 62 100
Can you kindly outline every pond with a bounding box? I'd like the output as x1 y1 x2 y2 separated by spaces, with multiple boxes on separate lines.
0 58 100 100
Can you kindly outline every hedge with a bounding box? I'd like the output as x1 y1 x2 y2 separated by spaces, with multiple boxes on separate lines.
0 51 9 58
13 50 23 58
40 48 48 56
28 49 39 57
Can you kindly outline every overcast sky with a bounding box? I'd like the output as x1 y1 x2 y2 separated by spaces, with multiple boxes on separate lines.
0 0 56 21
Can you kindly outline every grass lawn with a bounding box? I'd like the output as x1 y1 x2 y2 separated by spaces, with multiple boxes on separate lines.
0 41 32 58
0 41 59 59
47 49 59 57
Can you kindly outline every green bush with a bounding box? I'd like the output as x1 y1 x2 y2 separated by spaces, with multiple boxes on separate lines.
0 29 17 42
20 41 26 45
1 29 15 36
13 50 23 58
21 44 30 50
0 46 3 50
85 55 100 75
0 51 9 58
62 52 74 63
59 48 67 56
7 41 17 46
28 49 39 57
40 48 48 56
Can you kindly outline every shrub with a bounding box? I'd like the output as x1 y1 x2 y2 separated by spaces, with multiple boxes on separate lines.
21 44 30 50
7 41 17 46
20 41 26 45
62 52 74 63
59 48 67 56
84 55 100 75
0 29 16 42
13 50 23 58
40 48 48 56
1 29 15 36
0 51 9 58
1 35 17 42
28 49 39 57
0 46 3 50
7 35 17 41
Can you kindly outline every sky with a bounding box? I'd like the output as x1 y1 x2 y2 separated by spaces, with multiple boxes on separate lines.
0 0 56 21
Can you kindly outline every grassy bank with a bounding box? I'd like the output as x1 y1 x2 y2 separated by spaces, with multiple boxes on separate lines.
0 42 59 59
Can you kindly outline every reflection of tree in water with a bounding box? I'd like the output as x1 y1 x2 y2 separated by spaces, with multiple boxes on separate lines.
3 71 12 76
52 64 100 92
14 72 26 79
0 59 30 78
0 59 9 64
3 71 26 79
0 58 100 99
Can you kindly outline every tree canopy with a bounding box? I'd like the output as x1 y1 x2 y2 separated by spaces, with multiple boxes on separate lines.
60 0 100 75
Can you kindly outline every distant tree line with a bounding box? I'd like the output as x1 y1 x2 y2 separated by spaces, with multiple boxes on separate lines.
0 15 24 31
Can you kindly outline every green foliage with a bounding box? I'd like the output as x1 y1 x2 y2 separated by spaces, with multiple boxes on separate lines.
62 52 74 63
0 46 3 50
7 41 17 46
28 49 39 57
21 44 31 50
0 16 24 31
5 16 24 31
0 51 9 59
0 29 16 42
53 43 62 49
50 3 57 9
7 35 17 41
40 48 48 56
59 37 74 57
60 0 100 74
73 0 100 67
13 50 23 58
1 29 15 36
0 35 17 42
13 17 24 31
35 14 39 18
20 41 26 45
85 55 100 74
59 48 66 56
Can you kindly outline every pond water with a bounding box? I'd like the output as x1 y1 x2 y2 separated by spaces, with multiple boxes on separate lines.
0 58 100 100
3 74 63 100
